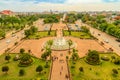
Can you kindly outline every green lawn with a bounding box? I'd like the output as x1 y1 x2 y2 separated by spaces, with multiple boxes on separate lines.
63 30 93 39
28 31 56 39
0 53 51 80
69 53 120 80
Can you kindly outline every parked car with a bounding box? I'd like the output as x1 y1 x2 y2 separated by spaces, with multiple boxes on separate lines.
11 34 16 37
104 39 109 43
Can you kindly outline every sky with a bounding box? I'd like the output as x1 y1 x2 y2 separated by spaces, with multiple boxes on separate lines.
0 0 120 12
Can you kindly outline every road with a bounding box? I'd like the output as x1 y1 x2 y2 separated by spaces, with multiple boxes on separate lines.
0 29 25 54
76 20 120 55
0 19 43 55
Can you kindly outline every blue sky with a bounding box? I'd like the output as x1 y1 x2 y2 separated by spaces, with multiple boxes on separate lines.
0 0 120 12
19 0 120 3
19 0 64 3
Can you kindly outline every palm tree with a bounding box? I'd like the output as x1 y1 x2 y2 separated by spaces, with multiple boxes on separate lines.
67 39 73 54
47 40 53 48
45 46 52 60
72 48 79 61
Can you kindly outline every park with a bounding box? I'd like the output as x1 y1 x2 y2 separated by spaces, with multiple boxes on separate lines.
0 12 120 80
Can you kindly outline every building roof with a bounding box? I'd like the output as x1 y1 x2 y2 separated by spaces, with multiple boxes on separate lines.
114 16 120 20
0 10 13 15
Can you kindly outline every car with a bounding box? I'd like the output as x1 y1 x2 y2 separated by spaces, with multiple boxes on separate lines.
116 39 120 42
104 40 109 43
98 33 101 36
11 34 16 37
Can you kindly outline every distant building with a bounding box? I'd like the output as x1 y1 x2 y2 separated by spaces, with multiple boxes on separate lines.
0 10 14 16
114 16 120 20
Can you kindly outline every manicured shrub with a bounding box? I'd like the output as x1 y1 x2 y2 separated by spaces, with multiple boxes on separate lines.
36 65 43 73
5 55 11 62
71 65 75 68
19 69 25 76
2 66 9 73
111 56 115 59
114 58 120 65
112 69 118 74
79 67 84 72
20 48 25 54
44 63 49 68
101 56 109 61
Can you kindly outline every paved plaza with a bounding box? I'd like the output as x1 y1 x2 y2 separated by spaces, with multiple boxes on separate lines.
10 21 108 80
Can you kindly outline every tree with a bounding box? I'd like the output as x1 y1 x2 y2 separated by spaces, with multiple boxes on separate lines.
20 48 25 54
25 29 31 37
71 49 79 61
114 58 120 65
112 69 118 74
24 26 38 37
19 53 33 66
47 40 53 48
20 53 31 62
99 23 108 32
30 26 38 33
86 50 100 65
77 14 83 19
36 65 43 73
0 29 6 38
41 52 48 60
42 46 52 60
5 55 11 62
67 39 73 54
114 20 120 25
0 17 3 26
106 24 116 36
81 26 90 33
79 67 84 72
19 69 25 76
2 66 9 74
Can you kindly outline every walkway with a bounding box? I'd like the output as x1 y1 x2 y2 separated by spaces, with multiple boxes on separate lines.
50 22 70 80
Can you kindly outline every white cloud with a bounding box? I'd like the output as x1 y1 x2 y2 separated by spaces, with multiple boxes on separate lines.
65 0 102 4
0 0 120 12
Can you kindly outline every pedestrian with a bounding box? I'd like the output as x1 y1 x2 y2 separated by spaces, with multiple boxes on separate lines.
60 71 62 75
65 74 68 79
61 66 63 70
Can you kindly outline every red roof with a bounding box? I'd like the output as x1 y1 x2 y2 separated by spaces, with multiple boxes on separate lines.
114 16 120 20
0 10 13 15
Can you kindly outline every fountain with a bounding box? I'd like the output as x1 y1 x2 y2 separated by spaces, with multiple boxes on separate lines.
44 37 76 51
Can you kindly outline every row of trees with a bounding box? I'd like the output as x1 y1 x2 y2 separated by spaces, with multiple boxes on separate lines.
78 13 120 39
89 15 120 39
24 26 38 37
1 65 43 75
43 14 60 23
65 14 77 23
0 14 39 38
